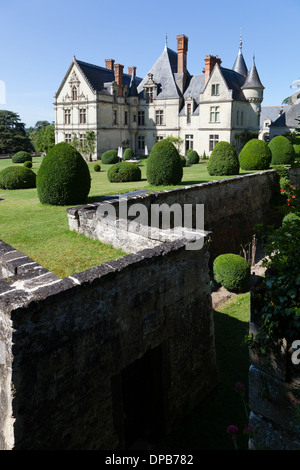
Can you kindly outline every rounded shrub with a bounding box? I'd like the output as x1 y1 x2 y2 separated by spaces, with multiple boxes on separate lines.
0 166 36 190
293 144 300 160
238 139 272 170
180 155 186 167
36 142 91 205
94 164 101 172
123 148 135 160
12 151 32 164
23 161 33 168
107 162 141 182
187 150 199 164
268 135 295 165
101 150 119 164
213 253 251 292
146 140 183 186
207 141 240 175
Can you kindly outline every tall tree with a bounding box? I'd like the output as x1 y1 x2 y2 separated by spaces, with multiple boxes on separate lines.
0 110 33 154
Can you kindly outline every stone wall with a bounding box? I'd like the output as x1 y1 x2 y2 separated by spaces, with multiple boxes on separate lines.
67 170 278 260
248 281 300 450
0 234 219 450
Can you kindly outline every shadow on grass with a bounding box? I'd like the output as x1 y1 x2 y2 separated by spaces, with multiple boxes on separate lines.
158 308 250 451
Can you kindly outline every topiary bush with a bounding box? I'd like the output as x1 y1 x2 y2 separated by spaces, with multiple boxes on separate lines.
36 142 91 205
293 144 300 160
101 150 119 164
207 141 240 175
12 151 32 164
187 150 199 164
238 139 272 170
213 253 251 292
268 135 295 165
123 148 135 160
107 162 141 182
146 140 183 186
180 155 186 167
94 164 101 172
23 161 33 168
0 166 36 189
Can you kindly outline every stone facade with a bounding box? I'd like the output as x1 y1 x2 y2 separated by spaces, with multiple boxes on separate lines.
54 34 264 159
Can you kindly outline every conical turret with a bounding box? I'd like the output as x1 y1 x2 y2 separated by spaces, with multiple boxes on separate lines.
233 35 248 77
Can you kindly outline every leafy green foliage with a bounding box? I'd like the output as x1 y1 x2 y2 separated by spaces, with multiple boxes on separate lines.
187 150 199 164
207 141 240 176
12 151 32 163
101 150 119 164
180 155 186 167
27 121 55 153
23 161 32 168
213 254 251 292
238 139 272 170
123 148 135 160
107 162 141 182
268 135 295 165
146 139 183 186
0 166 36 189
0 110 34 154
36 142 91 205
94 164 101 172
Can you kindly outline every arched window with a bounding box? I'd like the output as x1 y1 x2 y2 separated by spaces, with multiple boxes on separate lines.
72 86 78 101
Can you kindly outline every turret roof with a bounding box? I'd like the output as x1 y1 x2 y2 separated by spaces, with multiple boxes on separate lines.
242 58 264 89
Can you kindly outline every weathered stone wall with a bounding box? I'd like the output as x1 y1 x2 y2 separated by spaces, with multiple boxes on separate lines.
0 235 218 450
248 281 300 450
68 170 278 260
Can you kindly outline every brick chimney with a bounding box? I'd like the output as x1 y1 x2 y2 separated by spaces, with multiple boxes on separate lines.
114 64 124 96
128 66 136 77
105 59 115 70
203 55 222 84
177 34 188 75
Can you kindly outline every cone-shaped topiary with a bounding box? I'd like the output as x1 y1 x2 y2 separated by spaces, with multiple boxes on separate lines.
12 151 32 163
207 141 240 175
213 253 251 292
268 135 295 165
107 162 141 182
123 148 135 160
146 140 183 186
0 166 36 189
238 139 272 170
36 142 91 205
101 150 119 164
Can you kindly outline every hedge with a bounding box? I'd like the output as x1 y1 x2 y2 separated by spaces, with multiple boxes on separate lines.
107 162 141 182
207 141 239 175
268 135 295 165
146 140 183 186
238 139 272 170
0 166 36 189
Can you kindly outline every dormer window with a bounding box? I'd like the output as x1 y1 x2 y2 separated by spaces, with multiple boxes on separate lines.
211 84 220 96
144 73 157 103
72 86 78 101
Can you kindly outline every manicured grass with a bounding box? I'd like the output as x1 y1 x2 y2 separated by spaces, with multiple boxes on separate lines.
0 156 254 278
159 292 250 450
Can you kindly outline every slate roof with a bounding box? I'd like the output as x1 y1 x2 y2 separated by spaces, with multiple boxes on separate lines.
221 67 248 101
242 59 264 89
269 101 300 128
232 49 248 77
137 46 181 99
55 57 143 98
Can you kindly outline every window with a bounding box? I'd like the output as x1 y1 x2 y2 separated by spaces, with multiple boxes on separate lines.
155 110 164 125
113 109 118 125
209 134 219 151
138 111 145 126
79 108 86 124
79 133 85 148
236 110 239 125
64 109 71 125
133 114 136 123
187 103 191 124
124 111 128 126
210 106 220 123
65 133 72 143
138 136 145 150
241 111 244 126
185 135 193 154
72 86 78 101
146 87 154 103
211 84 220 96
156 135 164 141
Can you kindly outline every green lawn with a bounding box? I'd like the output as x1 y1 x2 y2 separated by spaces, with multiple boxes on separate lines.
0 156 253 277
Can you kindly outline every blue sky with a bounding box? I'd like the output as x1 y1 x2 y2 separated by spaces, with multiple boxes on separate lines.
0 0 299 128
